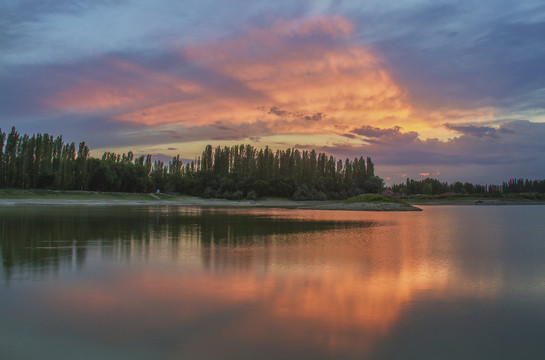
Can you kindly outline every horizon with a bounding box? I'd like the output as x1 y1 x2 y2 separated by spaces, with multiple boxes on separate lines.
2 1 544 185
2 125 542 189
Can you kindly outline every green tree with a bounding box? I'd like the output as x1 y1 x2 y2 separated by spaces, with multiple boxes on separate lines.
423 182 433 195
0 128 6 186
75 142 89 190
364 176 384 194
201 145 213 171
4 127 20 187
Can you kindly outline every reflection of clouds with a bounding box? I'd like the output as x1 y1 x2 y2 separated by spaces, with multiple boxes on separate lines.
41 209 501 357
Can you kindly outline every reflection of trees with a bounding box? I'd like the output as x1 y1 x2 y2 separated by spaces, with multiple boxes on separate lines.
1 206 156 281
0 206 371 281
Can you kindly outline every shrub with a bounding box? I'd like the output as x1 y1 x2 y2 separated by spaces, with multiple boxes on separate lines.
202 186 216 198
247 190 257 200
345 194 410 206
293 184 328 200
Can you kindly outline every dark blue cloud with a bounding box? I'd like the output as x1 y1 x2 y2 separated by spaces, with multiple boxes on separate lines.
355 1 545 113
444 124 500 138
350 125 419 145
310 120 545 183
353 125 406 138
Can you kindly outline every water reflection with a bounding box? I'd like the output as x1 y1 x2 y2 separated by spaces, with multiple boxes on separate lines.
0 206 371 281
1 205 544 359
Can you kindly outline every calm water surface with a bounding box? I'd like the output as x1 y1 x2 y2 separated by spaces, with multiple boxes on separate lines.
1 205 545 359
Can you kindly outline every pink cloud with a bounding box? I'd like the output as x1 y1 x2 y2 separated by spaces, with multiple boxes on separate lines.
43 16 411 135
43 57 203 113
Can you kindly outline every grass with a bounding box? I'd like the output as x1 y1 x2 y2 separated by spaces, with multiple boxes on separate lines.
0 188 182 201
344 194 411 206
2 188 543 204
516 192 545 200
398 192 545 204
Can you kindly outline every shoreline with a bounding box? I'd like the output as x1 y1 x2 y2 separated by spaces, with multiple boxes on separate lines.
1 190 544 210
0 195 421 211
408 199 545 205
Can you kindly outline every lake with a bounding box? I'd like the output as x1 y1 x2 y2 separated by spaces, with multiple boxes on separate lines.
1 205 545 359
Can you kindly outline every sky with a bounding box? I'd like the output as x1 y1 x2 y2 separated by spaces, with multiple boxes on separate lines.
1 0 545 184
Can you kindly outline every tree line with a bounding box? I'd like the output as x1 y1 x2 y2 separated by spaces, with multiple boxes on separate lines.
0 127 383 199
391 177 545 195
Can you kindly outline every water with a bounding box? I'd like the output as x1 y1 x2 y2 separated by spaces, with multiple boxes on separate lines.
1 205 545 359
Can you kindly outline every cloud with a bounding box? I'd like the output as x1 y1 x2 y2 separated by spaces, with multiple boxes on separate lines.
365 1 545 117
0 0 306 66
40 56 205 113
268 107 290 117
444 123 498 138
114 16 410 132
351 125 419 144
305 120 545 184
352 125 403 138
444 122 516 138
13 15 411 139
265 15 354 39
268 107 326 123
352 125 417 138
2 3 544 186
304 112 325 122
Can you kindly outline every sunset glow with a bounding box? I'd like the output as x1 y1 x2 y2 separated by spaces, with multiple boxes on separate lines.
1 1 544 183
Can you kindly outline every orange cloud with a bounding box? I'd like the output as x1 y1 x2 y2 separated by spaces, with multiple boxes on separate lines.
44 16 413 136
43 56 203 113
173 16 411 132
